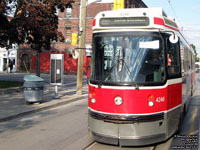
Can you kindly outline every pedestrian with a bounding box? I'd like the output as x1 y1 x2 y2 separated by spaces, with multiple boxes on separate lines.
9 59 13 73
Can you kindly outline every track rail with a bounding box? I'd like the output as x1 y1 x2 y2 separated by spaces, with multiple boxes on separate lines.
82 141 96 150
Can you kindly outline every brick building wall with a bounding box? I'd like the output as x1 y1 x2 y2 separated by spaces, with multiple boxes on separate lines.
125 0 147 8
17 0 147 74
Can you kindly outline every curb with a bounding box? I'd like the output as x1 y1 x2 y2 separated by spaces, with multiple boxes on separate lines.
0 87 23 94
0 94 88 123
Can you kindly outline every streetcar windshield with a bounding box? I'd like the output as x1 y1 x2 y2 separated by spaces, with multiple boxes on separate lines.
90 32 165 86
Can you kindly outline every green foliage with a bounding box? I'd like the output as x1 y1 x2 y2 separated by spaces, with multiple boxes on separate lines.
0 80 23 88
191 44 199 62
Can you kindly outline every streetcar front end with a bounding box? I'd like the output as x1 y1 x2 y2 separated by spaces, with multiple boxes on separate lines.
88 8 183 146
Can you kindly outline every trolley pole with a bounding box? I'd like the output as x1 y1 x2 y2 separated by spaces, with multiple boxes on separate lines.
76 0 87 95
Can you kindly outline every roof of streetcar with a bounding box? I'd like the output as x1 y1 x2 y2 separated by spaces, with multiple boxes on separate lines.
92 8 194 52
93 8 178 32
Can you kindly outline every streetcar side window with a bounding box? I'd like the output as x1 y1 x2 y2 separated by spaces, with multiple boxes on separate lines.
167 39 181 78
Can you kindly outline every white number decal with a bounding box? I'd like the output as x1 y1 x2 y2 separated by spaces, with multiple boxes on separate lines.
156 97 165 103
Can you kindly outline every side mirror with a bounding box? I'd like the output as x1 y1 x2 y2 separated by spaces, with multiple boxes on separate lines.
169 34 178 44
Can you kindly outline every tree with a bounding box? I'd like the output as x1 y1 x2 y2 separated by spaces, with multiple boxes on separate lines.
0 0 74 76
191 44 199 62
0 0 17 48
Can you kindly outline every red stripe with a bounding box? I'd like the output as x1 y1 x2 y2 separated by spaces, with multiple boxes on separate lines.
154 17 165 26
154 17 179 31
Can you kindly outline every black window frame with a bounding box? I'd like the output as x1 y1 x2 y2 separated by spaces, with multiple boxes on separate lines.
165 34 182 79
90 31 167 86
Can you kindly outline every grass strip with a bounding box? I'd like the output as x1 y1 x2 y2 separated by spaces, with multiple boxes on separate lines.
0 81 23 89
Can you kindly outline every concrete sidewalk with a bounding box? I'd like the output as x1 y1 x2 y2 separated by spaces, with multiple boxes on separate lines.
0 73 88 122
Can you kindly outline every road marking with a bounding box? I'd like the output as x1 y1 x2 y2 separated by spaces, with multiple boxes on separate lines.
189 100 198 135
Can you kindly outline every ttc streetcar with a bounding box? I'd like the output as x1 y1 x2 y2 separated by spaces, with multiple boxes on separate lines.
88 8 195 146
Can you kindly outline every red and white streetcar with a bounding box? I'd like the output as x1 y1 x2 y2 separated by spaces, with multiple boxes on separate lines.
88 8 195 146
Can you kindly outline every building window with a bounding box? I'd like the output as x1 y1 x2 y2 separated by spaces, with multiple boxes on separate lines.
66 8 72 18
111 4 114 10
66 27 72 43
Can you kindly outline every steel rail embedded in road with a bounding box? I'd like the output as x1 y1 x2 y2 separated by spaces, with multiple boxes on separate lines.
82 141 96 150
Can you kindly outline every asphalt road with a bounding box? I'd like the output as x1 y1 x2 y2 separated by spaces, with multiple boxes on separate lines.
0 73 200 150
0 93 199 150
0 99 92 150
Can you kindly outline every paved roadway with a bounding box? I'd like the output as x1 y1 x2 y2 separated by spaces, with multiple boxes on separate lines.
0 99 91 150
0 95 199 150
0 73 200 150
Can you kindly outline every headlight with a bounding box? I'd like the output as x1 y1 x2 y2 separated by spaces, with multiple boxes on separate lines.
148 101 154 107
91 98 96 103
114 96 123 105
148 95 154 107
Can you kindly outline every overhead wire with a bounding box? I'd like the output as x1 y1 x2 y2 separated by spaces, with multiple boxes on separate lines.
183 30 200 32
167 0 183 30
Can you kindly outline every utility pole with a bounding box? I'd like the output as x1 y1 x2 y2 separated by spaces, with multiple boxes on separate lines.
76 0 87 95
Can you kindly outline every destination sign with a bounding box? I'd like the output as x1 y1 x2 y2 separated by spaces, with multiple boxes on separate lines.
100 17 149 27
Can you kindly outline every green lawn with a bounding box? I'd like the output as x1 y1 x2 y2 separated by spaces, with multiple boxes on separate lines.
0 81 23 89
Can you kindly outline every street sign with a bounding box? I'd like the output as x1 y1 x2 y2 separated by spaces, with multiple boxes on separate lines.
71 33 78 45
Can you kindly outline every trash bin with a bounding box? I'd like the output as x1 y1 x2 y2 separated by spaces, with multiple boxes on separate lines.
23 75 44 103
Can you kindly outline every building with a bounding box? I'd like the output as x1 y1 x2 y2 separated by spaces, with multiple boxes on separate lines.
0 16 18 73
17 0 147 74
125 0 147 8
0 44 18 72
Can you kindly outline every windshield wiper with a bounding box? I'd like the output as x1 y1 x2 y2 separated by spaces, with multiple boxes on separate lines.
97 62 117 88
97 47 118 88
119 57 139 90
99 57 139 90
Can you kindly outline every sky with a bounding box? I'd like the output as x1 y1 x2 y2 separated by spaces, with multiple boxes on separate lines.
142 0 200 56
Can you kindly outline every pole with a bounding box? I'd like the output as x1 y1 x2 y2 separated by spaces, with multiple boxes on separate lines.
7 50 9 73
76 0 87 95
36 50 40 77
7 40 10 73
54 85 60 99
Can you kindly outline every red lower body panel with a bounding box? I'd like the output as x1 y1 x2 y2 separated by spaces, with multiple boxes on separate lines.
88 83 182 114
